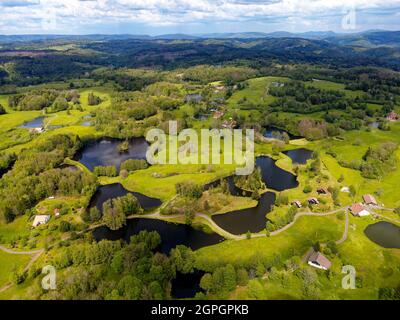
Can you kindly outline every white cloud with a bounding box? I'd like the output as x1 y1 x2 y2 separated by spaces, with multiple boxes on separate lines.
0 0 399 33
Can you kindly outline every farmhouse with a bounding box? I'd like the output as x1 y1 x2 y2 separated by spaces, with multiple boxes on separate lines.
386 111 398 121
308 198 319 205
32 215 50 228
292 200 302 208
363 194 378 206
29 127 44 134
221 119 237 129
350 203 370 217
213 110 224 119
307 251 332 270
317 188 328 195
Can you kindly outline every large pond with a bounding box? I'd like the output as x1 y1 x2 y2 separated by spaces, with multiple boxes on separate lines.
283 148 313 165
92 218 225 255
206 156 297 234
364 222 400 249
90 183 162 211
212 192 276 235
171 270 205 299
256 156 299 191
75 137 149 171
19 117 45 128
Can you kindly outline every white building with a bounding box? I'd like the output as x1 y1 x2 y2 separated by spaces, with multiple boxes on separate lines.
32 215 50 228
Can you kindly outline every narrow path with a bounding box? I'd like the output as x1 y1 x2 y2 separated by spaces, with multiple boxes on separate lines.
0 246 44 293
335 211 349 245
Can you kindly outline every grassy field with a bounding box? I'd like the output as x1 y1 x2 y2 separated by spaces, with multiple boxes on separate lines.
228 76 289 108
196 214 343 266
0 251 31 288
305 79 365 98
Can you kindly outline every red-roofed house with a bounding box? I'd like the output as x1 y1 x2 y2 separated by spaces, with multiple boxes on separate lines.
350 203 370 217
363 194 378 206
308 251 332 270
387 111 398 122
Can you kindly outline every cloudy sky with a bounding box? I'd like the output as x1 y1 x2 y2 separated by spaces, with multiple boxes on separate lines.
0 0 399 35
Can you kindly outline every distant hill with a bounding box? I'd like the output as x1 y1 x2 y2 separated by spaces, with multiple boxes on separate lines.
1 30 399 46
325 31 400 47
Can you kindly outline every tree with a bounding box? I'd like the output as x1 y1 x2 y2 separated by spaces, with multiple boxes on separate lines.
117 140 129 153
88 92 102 106
59 221 71 232
90 207 101 222
102 200 127 230
0 103 6 115
236 268 249 286
349 185 357 198
170 245 195 274
200 273 213 293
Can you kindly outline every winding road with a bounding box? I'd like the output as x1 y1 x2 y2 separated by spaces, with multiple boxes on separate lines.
135 206 351 241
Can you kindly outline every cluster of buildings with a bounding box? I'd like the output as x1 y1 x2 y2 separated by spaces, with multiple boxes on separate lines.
31 206 61 228
349 194 378 217
301 194 379 271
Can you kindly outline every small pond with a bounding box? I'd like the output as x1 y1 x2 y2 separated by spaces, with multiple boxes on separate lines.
212 192 276 235
90 183 162 211
19 117 45 128
364 222 400 249
75 137 149 171
283 148 313 165
263 126 300 140
92 218 225 255
171 270 205 299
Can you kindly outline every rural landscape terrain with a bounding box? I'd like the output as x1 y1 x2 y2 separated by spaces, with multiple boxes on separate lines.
0 30 400 300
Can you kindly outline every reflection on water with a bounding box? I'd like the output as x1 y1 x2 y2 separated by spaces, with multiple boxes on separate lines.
283 148 313 165
364 222 400 248
75 137 149 170
212 192 276 235
92 218 225 254
90 183 162 211
19 117 45 128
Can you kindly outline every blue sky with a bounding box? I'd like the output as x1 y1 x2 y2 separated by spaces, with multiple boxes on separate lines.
0 0 399 35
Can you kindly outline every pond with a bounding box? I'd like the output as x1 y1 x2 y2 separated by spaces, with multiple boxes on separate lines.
171 270 205 299
212 192 276 235
92 218 225 255
80 121 92 127
19 117 45 128
364 222 400 249
90 183 162 211
256 156 299 191
263 126 300 140
194 113 210 121
75 137 149 171
283 148 313 165
204 176 252 197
